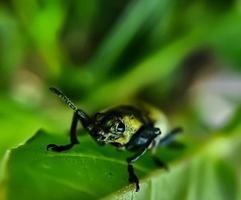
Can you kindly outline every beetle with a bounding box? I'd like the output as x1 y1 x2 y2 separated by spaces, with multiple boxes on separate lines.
47 87 182 192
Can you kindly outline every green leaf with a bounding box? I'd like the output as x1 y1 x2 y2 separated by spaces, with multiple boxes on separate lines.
3 123 241 200
3 130 186 200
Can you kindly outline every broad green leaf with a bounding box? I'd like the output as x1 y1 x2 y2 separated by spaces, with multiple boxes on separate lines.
3 123 241 200
3 130 186 200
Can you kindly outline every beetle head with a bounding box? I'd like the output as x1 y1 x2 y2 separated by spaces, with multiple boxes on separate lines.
93 112 125 144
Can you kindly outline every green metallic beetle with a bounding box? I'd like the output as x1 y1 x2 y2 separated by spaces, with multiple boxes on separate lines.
47 87 182 191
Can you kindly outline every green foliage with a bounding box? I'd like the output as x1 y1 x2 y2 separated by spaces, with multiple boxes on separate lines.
3 116 241 200
0 0 241 199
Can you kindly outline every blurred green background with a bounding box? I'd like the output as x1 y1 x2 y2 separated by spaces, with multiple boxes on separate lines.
0 0 241 199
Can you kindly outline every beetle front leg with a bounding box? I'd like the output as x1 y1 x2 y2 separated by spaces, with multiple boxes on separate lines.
125 126 160 192
126 149 147 192
151 127 183 169
127 164 139 192
47 109 91 152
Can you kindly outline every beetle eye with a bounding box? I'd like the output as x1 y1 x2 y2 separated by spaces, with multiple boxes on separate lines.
116 121 125 133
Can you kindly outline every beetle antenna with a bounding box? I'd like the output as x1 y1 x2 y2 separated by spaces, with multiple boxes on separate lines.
49 87 78 112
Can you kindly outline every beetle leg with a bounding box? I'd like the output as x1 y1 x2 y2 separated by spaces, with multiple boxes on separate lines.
158 127 183 147
46 143 75 152
126 136 155 192
127 149 147 163
151 127 183 169
47 109 91 152
126 126 160 192
151 155 169 170
128 164 139 192
126 149 147 192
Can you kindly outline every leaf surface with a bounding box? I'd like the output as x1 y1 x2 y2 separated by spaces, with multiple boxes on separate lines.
4 115 241 200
